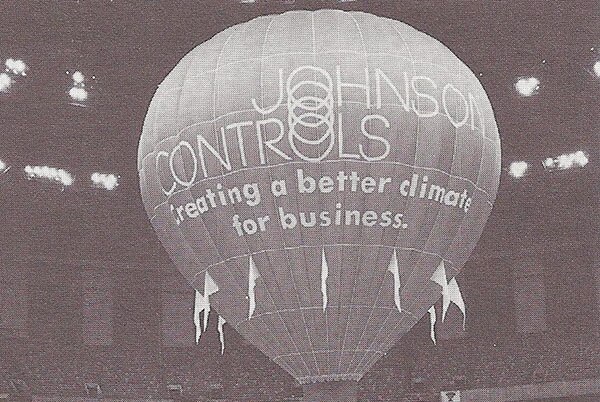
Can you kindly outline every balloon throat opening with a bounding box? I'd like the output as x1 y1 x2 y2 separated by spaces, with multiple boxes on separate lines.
302 380 358 402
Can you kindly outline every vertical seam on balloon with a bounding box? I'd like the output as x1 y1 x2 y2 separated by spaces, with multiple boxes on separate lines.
273 12 324 379
360 22 460 375
360 88 493 376
350 18 419 377
240 15 294 377
196 24 281 363
155 51 207 283
331 9 345 376
219 20 295 374
393 34 463 352
312 11 329 378
357 313 414 375
352 18 422 376
335 11 361 375
286 14 320 378
338 12 375 378
212 19 301 378
330 9 345 378
302 11 323 378
175 29 250 337
257 14 313 379
256 15 314 379
341 13 372 374
340 14 407 376
375 42 465 370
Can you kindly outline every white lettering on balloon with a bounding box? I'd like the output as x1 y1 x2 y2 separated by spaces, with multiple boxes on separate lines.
287 66 335 162
155 65 485 196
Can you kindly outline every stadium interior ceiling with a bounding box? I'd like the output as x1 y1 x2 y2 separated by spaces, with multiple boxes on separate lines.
0 0 599 401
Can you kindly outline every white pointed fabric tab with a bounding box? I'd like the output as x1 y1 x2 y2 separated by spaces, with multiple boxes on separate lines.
218 316 226 355
428 305 437 345
203 272 219 331
430 260 450 321
321 247 329 311
194 290 208 343
430 260 448 288
248 255 260 319
387 248 402 312
446 278 466 329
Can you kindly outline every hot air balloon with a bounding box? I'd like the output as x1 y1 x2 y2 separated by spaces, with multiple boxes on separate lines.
138 10 500 401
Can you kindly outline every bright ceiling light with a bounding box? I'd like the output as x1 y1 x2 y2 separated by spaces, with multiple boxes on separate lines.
91 172 119 190
515 77 540 97
542 151 589 171
72 71 85 84
0 73 12 92
24 165 74 186
509 161 528 178
69 86 88 101
5 58 27 76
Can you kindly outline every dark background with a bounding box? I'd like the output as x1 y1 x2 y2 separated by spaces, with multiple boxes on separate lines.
0 1 598 401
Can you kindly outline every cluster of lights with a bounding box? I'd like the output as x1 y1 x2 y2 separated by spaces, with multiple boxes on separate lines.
513 50 600 96
68 70 89 104
91 172 120 190
542 151 589 172
24 165 74 187
509 150 590 178
0 58 28 92
16 163 119 190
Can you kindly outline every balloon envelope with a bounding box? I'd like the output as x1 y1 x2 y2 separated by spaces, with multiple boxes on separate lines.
138 10 501 384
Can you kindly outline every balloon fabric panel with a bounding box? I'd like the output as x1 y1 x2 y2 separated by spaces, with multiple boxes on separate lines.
138 10 500 384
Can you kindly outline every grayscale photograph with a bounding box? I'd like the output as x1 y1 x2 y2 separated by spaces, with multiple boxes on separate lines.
0 1 598 401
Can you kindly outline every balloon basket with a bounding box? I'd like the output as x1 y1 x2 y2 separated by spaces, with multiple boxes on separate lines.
302 380 358 402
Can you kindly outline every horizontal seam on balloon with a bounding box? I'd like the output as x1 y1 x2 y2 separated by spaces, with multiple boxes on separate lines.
140 101 489 153
272 348 385 360
295 373 361 384
234 305 418 329
145 159 492 199
189 244 458 284
156 51 462 94
144 158 493 212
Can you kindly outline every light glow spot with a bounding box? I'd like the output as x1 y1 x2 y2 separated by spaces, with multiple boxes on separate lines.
72 71 85 84
594 61 600 77
515 77 540 97
542 151 589 171
69 86 88 101
5 58 27 76
509 161 528 178
24 165 74 186
0 73 11 92
91 172 119 190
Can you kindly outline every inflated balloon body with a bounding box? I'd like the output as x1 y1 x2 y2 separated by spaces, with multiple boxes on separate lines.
138 10 500 400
